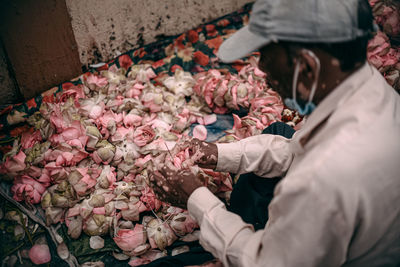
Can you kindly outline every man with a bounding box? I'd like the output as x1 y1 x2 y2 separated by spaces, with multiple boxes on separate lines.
150 0 400 266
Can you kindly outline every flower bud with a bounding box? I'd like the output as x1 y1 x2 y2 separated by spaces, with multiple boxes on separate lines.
98 175 109 189
104 202 115 216
67 216 82 239
51 193 69 208
83 215 111 236
41 192 52 209
45 206 64 225
56 180 69 192
68 170 83 185
97 148 115 163
170 213 198 236
93 214 105 227
146 218 177 251
89 195 105 208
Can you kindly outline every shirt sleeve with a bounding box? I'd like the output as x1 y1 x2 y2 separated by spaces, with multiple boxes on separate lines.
215 134 293 178
187 174 353 267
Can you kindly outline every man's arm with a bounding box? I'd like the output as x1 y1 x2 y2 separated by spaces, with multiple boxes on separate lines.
188 173 353 267
216 134 293 177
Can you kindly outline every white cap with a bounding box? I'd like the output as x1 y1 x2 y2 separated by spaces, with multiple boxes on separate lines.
218 0 374 63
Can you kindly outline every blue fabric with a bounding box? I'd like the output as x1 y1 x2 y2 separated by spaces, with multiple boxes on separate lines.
189 114 234 142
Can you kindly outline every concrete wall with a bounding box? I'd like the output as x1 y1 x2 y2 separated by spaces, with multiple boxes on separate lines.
66 0 253 66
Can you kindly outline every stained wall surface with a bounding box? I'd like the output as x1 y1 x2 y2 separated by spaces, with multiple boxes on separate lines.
66 0 253 66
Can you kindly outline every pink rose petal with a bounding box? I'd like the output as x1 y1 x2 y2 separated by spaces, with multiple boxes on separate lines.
113 224 147 251
192 125 207 141
203 114 217 125
29 244 51 265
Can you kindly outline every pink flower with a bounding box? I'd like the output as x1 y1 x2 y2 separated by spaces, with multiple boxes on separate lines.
57 85 85 104
146 218 177 250
50 121 88 148
142 99 162 113
21 130 42 150
49 109 69 131
123 113 142 128
113 224 147 251
170 213 198 236
56 152 74 166
250 95 281 110
149 119 171 131
97 110 122 135
29 244 51 265
78 168 98 188
121 201 147 221
80 99 105 120
1 150 26 174
134 155 153 168
44 161 67 179
140 187 162 211
110 126 133 143
26 166 42 178
174 115 189 132
46 147 88 167
126 83 145 98
380 5 400 36
86 73 108 89
133 125 155 147
11 175 47 204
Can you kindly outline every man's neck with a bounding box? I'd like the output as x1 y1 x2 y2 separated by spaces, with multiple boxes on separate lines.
314 61 364 105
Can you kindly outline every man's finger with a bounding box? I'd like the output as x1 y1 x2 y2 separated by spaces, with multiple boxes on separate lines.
149 170 162 181
160 165 177 178
153 184 182 206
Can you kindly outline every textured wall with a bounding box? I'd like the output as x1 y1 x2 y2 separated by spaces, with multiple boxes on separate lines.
66 0 253 66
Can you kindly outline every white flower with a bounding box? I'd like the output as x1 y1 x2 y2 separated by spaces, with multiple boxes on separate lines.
163 69 195 96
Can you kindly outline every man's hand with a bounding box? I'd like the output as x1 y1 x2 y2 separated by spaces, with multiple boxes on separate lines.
182 138 218 169
149 166 207 209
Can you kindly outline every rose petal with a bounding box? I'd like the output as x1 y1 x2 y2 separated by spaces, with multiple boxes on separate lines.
192 125 207 141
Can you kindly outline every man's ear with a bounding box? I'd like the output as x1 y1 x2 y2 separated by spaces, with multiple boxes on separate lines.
296 49 320 99
299 49 319 80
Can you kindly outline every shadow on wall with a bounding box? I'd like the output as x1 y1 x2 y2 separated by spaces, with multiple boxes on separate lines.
0 40 22 109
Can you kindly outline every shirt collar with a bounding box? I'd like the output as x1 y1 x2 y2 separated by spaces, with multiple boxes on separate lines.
290 62 374 154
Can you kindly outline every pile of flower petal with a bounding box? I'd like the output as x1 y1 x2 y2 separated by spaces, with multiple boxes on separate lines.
0 62 275 265
370 0 400 38
194 57 286 140
368 0 400 91
367 31 400 91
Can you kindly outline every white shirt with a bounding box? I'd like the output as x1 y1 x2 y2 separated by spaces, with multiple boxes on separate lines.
187 63 400 267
